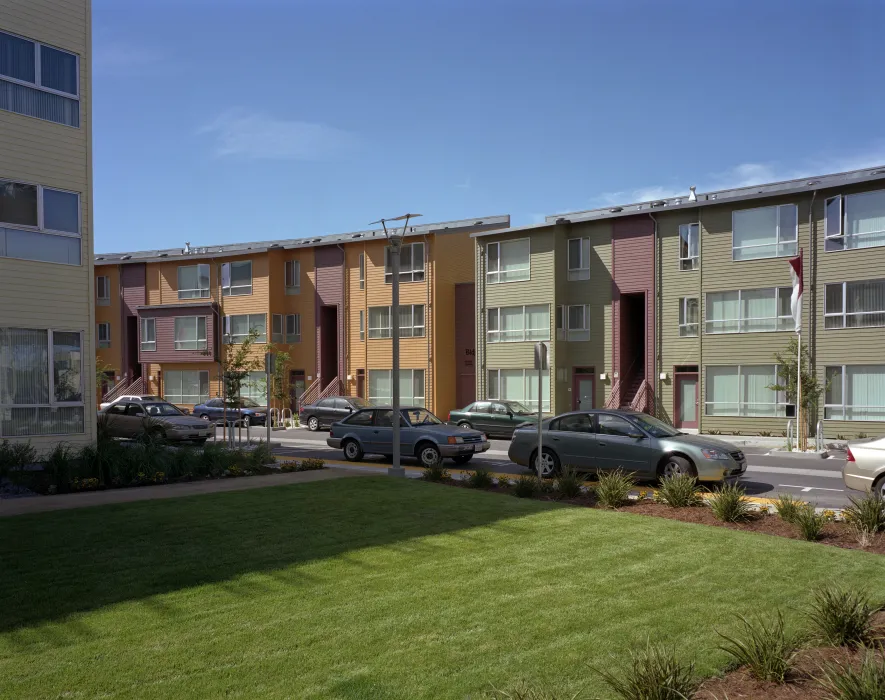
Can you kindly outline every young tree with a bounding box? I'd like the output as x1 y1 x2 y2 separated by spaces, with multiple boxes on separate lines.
769 337 827 451
264 346 291 413
94 358 116 401
222 327 263 402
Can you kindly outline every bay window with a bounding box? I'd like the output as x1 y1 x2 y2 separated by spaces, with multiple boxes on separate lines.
487 239 530 283
224 314 266 344
487 368 550 412
732 204 798 260
178 264 210 299
174 316 208 350
679 224 699 270
0 179 81 265
140 317 156 351
385 242 424 283
567 237 591 280
163 370 209 405
221 260 252 296
705 287 792 334
679 298 699 337
487 305 549 343
705 365 786 417
825 190 885 251
825 365 885 421
368 369 425 407
825 279 885 329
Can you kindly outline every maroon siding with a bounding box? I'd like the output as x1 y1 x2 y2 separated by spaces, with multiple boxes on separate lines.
120 263 146 378
314 246 346 386
454 282 476 408
137 304 217 363
611 217 655 383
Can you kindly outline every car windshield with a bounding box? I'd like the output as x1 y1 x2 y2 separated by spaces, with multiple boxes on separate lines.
629 414 681 438
505 401 532 414
141 402 185 417
403 409 442 426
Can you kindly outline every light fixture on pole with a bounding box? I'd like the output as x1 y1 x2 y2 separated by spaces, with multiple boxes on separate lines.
369 213 422 477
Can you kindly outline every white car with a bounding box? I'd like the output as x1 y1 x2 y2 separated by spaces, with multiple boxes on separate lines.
843 436 885 497
99 394 163 411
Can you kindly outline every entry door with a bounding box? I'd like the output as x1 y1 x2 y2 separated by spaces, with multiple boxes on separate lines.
290 370 305 411
573 372 595 411
675 374 699 429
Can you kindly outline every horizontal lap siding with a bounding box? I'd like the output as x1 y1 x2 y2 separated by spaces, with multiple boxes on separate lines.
314 246 345 384
268 248 316 382
138 306 216 363
146 361 220 411
345 244 367 394
94 264 122 374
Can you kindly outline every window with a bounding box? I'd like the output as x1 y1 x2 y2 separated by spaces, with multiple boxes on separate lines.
825 190 885 251
705 365 786 417
0 30 79 127
825 280 885 329
241 371 267 403
556 305 589 341
487 368 551 412
551 413 592 433
0 328 84 437
272 314 284 343
567 237 591 281
384 242 424 283
174 316 208 350
679 298 699 337
358 253 365 290
359 310 365 341
367 305 425 338
0 179 81 265
96 276 110 305
679 224 699 270
345 409 374 426
97 322 110 348
598 414 639 437
487 239 530 284
732 204 798 260
178 264 210 299
286 314 301 343
285 260 300 294
705 287 792 333
163 370 209 405
140 317 156 351
224 314 266 344
221 260 252 296
368 369 425 407
487 305 549 343
825 365 885 421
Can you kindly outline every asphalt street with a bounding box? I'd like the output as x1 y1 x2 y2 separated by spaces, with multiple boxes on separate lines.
218 426 855 508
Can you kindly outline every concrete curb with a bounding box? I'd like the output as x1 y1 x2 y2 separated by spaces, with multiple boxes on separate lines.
768 449 830 459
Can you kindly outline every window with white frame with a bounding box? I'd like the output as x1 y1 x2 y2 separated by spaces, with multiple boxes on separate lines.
140 317 156 351
385 242 424 283
679 224 699 270
0 327 85 437
224 314 266 344
487 368 551 412
272 314 284 343
97 322 110 348
825 279 885 329
368 369 425 407
679 297 699 337
705 365 786 417
732 204 798 261
174 316 207 350
96 275 110 305
285 260 300 294
221 260 252 296
177 264 210 299
825 190 885 252
567 237 591 280
163 370 209 405
825 365 885 421
0 179 81 265
0 30 80 127
487 239 530 283
556 305 589 341
368 307 391 339
286 314 301 343
241 371 267 403
368 305 424 338
487 305 549 343
358 253 365 290
359 310 365 341
705 287 792 334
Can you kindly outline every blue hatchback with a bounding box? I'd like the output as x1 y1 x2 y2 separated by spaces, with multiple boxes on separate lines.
192 397 269 426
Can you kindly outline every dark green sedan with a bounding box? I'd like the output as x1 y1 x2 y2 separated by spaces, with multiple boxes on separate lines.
447 400 545 438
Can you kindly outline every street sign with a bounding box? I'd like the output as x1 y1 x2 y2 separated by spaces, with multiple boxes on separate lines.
533 342 548 371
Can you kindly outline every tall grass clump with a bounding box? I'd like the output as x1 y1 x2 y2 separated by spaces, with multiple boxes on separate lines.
795 504 827 541
818 648 885 700
807 586 878 647
655 474 704 508
716 611 797 682
594 641 697 700
844 493 885 535
43 442 78 492
422 463 450 482
774 493 805 523
594 469 635 509
0 439 37 481
555 465 584 499
467 468 494 489
708 483 752 522
513 474 538 498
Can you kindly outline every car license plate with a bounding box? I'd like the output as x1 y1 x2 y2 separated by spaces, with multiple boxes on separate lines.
474 444 482 452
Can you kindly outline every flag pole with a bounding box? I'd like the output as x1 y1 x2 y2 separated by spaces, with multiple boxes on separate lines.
796 248 804 451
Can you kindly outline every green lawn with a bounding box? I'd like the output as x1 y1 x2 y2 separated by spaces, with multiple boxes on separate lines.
2 478 884 699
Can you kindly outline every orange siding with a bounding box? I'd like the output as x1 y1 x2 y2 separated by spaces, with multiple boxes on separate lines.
94 263 122 375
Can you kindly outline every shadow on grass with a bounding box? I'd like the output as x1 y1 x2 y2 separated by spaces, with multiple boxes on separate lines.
0 476 558 634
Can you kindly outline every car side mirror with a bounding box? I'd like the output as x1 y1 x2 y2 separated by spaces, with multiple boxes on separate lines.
348 406 353 412
628 433 644 440
507 411 514 418
134 412 145 418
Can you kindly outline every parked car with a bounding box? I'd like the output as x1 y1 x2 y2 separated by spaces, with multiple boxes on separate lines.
99 401 214 444
99 394 162 410
300 396 373 431
192 398 268 426
327 406 490 466
448 400 549 438
842 437 885 497
508 409 747 482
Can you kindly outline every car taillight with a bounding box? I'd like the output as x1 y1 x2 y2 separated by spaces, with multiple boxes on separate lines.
447 412 451 421
847 447 856 463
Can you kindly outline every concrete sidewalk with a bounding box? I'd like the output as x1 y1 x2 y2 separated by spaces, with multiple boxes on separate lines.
0 467 369 518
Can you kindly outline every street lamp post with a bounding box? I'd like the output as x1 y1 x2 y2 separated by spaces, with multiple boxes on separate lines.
370 213 422 477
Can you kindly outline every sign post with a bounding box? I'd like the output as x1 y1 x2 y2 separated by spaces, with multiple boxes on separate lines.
534 342 548 480
265 352 276 446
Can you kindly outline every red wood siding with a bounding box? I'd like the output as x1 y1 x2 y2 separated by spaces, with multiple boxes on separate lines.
314 246 345 384
137 304 217 363
120 263 147 377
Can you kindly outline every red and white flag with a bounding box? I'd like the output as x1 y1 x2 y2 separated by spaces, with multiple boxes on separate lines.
788 251 803 333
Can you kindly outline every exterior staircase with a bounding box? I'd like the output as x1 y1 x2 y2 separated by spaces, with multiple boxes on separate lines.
620 375 645 409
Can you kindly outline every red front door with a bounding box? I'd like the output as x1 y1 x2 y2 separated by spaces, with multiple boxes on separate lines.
674 373 699 429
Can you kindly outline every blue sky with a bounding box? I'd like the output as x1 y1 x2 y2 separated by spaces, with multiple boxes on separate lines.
92 0 885 253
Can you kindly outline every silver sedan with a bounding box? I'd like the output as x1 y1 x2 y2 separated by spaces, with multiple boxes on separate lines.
843 437 885 497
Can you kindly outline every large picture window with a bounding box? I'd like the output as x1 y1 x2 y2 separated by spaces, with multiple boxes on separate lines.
174 316 208 350
224 314 266 344
241 371 267 403
0 179 81 265
705 365 786 417
825 190 885 251
732 205 798 261
487 239 530 284
368 369 425 407
0 327 84 436
385 242 424 283
825 279 885 329
825 365 885 421
679 224 699 270
705 287 792 334
178 264 210 299
368 305 424 339
487 368 550 412
221 260 252 296
488 305 549 343
163 370 209 405
567 237 590 281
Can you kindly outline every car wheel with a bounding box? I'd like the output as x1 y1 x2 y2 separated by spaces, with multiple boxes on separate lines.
307 416 319 432
343 439 364 462
530 448 560 477
457 421 473 430
659 455 697 480
199 414 210 421
418 443 442 468
874 475 885 499
452 454 473 466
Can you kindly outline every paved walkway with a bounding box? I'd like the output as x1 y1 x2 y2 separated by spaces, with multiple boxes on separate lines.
0 467 369 518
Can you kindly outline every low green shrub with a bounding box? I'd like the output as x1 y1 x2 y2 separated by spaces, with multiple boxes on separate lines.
496 476 511 489
513 474 538 498
594 469 635 509
467 468 494 489
594 641 697 700
299 457 325 471
717 611 797 683
43 442 78 492
422 463 450 482
655 474 703 508
844 493 885 534
759 430 772 437
0 439 37 480
555 465 584 499
708 483 752 522
818 648 885 700
774 493 805 524
857 432 869 439
279 460 300 473
795 504 826 541
248 441 275 468
807 586 877 647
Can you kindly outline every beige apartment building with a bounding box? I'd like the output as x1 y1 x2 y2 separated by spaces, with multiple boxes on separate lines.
0 1 95 448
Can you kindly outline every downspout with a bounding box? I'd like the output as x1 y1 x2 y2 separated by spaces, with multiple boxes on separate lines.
423 233 431 411
697 208 703 433
337 243 347 394
808 190 817 431
648 212 659 416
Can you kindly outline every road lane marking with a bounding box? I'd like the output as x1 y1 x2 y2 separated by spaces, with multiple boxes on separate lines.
745 465 842 478
778 484 844 493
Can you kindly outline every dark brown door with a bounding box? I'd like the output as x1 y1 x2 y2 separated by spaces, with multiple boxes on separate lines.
674 372 699 429
290 370 306 411
356 369 365 399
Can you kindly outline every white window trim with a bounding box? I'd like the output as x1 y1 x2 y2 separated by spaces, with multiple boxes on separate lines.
285 260 301 294
731 204 798 261
486 238 531 284
825 190 885 252
678 297 699 337
704 364 787 417
486 368 551 412
0 178 82 238
368 305 425 339
286 314 301 343
384 242 425 284
140 317 156 352
488 305 550 343
174 316 208 350
358 253 365 290
368 369 426 406
163 370 210 405
824 280 885 330
704 287 793 334
567 237 591 281
224 313 266 344
824 364 885 421
556 304 589 341
679 223 699 271
221 260 253 296
0 29 80 100
96 275 110 305
359 310 365 341
97 322 111 348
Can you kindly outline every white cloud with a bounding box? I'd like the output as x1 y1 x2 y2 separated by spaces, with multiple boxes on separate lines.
198 109 359 160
